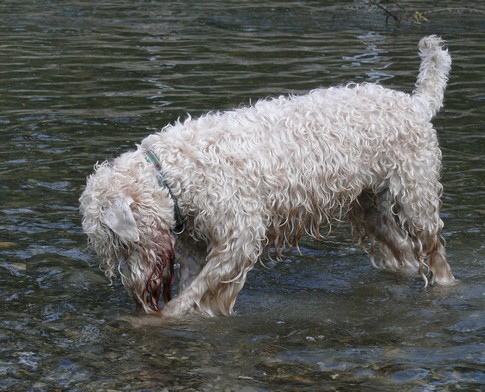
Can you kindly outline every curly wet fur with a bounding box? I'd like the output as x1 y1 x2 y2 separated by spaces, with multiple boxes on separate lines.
80 36 455 317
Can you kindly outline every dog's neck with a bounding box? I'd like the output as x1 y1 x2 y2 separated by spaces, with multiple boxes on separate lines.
144 149 185 234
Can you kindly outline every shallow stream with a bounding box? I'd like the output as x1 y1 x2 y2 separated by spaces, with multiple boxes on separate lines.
1 1 484 390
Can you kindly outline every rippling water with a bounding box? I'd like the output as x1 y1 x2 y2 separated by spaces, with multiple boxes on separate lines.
1 1 484 390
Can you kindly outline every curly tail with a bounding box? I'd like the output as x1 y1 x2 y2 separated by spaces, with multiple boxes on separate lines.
413 35 452 120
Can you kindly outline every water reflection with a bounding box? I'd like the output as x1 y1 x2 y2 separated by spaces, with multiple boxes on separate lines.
1 0 484 390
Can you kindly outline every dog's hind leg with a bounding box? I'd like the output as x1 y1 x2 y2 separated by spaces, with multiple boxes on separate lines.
386 169 456 286
349 190 420 272
350 188 455 285
418 228 455 285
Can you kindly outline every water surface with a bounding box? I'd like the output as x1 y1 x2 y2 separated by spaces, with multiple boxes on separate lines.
1 1 484 390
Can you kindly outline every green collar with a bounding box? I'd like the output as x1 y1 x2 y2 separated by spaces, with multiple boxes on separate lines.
145 150 185 234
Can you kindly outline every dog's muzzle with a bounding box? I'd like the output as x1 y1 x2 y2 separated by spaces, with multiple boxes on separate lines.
144 255 175 312
137 232 175 313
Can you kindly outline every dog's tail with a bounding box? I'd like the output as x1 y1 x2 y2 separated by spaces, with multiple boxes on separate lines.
413 35 451 119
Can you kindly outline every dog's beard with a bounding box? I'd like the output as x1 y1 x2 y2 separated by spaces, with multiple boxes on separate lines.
121 230 175 313
145 237 175 311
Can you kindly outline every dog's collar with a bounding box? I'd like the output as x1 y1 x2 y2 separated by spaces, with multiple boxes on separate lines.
144 149 185 234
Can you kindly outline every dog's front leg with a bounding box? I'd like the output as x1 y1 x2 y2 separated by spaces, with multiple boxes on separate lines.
160 255 251 317
176 237 208 291
162 220 265 318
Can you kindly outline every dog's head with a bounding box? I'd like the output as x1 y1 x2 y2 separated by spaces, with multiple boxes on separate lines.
79 151 176 313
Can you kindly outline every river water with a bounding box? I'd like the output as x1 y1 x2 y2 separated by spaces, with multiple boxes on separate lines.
1 1 484 391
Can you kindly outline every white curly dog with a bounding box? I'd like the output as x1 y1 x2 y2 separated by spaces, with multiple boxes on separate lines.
80 36 455 318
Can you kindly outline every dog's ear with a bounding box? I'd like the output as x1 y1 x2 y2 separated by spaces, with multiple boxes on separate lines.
103 196 140 242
